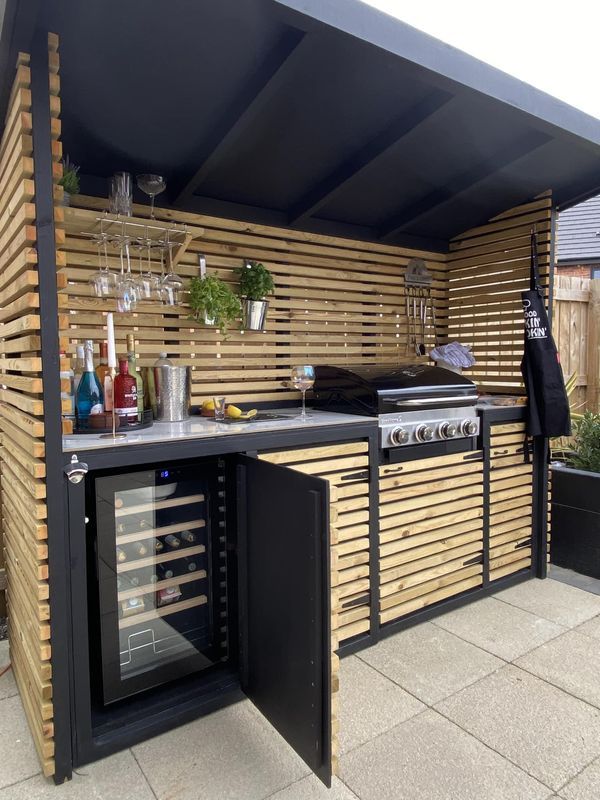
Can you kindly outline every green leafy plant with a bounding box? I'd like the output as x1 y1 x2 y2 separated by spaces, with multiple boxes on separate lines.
236 260 274 301
188 275 241 337
566 412 600 474
59 155 80 195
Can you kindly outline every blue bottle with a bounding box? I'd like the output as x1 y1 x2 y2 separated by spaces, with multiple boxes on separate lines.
76 340 104 422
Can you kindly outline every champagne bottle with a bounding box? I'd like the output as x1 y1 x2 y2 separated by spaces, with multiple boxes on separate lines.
96 342 109 385
73 344 85 392
164 534 181 549
180 530 197 544
75 340 104 422
116 546 127 563
126 333 144 417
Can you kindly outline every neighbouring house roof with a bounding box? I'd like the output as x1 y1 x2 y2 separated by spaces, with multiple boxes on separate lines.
557 194 600 264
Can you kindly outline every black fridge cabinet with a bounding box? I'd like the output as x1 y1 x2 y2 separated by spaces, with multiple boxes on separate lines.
67 452 332 786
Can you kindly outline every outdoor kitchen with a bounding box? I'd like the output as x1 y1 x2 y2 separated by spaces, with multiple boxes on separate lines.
1 0 600 792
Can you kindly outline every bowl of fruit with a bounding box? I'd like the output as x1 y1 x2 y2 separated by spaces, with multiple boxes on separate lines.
200 400 258 421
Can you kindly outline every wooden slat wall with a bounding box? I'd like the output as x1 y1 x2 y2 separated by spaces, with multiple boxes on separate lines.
0 38 62 779
59 198 447 407
258 439 371 775
378 452 484 625
446 195 552 390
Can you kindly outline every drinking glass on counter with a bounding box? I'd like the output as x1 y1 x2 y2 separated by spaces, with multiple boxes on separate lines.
291 365 315 420
213 396 226 422
109 172 133 216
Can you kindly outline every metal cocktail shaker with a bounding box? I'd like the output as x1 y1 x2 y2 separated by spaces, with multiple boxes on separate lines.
153 365 191 422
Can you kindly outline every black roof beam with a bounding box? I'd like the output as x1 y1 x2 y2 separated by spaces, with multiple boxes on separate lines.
287 89 453 227
378 130 552 241
171 29 310 206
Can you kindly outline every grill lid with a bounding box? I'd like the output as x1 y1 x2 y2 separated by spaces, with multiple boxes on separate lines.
313 364 478 415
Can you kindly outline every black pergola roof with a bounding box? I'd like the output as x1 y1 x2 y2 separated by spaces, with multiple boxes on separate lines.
3 0 600 252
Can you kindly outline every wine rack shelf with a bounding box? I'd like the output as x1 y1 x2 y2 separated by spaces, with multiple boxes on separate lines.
117 544 206 573
116 519 206 546
119 594 208 629
115 493 205 518
118 569 207 601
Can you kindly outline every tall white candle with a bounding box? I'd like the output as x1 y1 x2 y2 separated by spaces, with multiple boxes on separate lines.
106 313 117 368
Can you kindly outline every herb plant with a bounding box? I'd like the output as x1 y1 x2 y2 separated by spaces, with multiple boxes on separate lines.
236 261 274 301
59 155 80 195
568 412 600 474
188 275 241 337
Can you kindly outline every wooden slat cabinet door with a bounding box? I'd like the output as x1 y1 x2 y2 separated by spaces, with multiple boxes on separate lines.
488 422 534 581
378 450 485 626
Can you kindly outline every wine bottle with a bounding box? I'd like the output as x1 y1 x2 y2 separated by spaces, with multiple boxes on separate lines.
73 344 85 392
116 546 127 563
60 351 75 416
114 358 138 423
164 534 181 549
183 557 198 573
75 340 104 422
120 596 145 617
96 342 113 412
126 333 144 417
156 564 175 580
130 541 148 558
180 530 197 544
154 537 164 553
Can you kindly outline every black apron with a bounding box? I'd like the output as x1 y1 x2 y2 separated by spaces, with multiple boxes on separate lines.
520 230 571 438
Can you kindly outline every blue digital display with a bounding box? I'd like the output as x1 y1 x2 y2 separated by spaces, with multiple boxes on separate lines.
160 470 169 479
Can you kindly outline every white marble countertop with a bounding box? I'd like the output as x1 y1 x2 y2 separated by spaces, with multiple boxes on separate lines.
62 409 375 452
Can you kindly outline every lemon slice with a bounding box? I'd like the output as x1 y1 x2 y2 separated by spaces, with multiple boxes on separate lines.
239 409 258 420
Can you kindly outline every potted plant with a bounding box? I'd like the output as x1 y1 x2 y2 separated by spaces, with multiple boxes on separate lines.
551 410 600 578
237 260 274 331
58 155 80 205
188 274 241 337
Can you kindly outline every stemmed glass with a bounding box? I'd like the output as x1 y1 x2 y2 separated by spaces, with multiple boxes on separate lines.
161 239 183 306
116 235 138 313
291 365 315 420
89 231 117 297
136 174 166 219
134 233 161 301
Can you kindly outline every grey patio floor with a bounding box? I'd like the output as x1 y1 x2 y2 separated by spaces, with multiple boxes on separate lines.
3 573 600 799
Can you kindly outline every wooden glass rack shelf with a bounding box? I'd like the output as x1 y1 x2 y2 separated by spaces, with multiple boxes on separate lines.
118 569 207 601
118 594 208 630
117 544 206 573
115 494 205 518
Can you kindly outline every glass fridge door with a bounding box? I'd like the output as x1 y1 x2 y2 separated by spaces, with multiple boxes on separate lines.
93 461 228 704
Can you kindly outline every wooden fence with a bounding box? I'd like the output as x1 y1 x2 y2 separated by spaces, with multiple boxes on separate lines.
553 276 600 413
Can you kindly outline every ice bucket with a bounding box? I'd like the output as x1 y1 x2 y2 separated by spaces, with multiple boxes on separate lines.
154 365 191 422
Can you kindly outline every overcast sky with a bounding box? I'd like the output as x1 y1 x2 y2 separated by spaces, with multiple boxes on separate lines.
363 0 600 121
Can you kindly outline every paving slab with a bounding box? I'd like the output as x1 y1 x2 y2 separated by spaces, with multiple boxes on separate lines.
433 596 565 661
268 775 359 799
358 621 503 705
338 655 424 753
132 699 309 800
0 695 41 789
516 629 600 709
0 640 17 701
0 750 154 799
436 664 600 791
494 578 600 627
574 613 600 641
560 755 600 800
340 708 549 800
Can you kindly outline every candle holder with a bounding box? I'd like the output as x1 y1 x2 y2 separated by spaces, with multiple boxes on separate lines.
99 368 127 440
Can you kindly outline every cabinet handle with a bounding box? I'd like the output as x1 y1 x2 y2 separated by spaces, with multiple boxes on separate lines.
515 539 532 550
341 470 369 481
341 592 370 609
463 555 483 567
493 449 509 455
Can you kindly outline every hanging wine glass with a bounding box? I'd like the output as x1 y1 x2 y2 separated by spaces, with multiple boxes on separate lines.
134 232 159 301
89 228 117 298
161 234 183 306
116 235 138 313
136 174 166 219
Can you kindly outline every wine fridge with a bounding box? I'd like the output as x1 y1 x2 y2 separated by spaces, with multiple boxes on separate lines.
88 460 229 704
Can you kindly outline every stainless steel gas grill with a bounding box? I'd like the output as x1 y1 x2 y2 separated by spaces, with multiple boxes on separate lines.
312 364 480 459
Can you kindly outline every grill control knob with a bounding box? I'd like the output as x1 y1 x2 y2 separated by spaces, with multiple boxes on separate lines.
439 421 457 439
415 424 434 443
390 427 409 446
461 419 478 436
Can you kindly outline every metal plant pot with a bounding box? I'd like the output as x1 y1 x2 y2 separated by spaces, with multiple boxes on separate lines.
243 298 269 331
